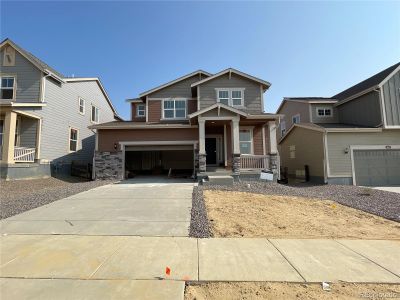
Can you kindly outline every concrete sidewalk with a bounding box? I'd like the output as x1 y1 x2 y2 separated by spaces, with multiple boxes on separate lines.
1 235 399 300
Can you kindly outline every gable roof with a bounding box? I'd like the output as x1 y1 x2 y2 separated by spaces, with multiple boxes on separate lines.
1 38 64 81
188 102 248 118
139 70 212 98
190 68 271 89
64 77 121 119
333 62 400 102
276 97 337 114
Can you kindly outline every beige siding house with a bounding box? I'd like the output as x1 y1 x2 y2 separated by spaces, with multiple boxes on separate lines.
278 62 400 186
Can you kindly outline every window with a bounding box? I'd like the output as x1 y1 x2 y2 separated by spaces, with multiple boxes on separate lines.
69 128 78 152
217 88 244 107
292 114 300 124
79 98 85 115
317 107 332 117
280 121 286 137
136 104 145 117
91 105 99 123
163 99 186 119
239 129 253 154
1 76 15 99
3 46 15 66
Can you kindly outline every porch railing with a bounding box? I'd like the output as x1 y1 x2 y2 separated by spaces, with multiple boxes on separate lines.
14 147 36 162
240 154 270 170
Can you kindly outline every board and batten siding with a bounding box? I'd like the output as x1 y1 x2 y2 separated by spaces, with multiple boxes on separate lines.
22 78 116 164
310 104 339 123
326 130 400 176
279 126 325 181
198 73 263 114
0 47 42 103
337 91 382 127
382 69 400 126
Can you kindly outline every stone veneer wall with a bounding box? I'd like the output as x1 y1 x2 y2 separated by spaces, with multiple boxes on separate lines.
94 151 123 180
232 154 241 175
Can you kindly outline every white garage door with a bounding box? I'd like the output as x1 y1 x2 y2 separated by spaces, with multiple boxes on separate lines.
353 149 400 186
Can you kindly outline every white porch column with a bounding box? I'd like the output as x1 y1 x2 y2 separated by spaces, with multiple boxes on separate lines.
2 111 17 163
231 118 240 154
268 120 277 154
198 118 206 154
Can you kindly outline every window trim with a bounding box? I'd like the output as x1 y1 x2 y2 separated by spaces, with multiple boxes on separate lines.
316 107 333 118
280 120 286 137
292 114 300 124
239 126 254 155
161 98 187 120
0 75 16 101
136 104 146 117
215 88 245 107
69 127 79 153
91 104 100 123
78 97 85 115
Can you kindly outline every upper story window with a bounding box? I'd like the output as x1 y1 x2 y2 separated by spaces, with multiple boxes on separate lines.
69 127 79 152
91 105 100 123
216 88 244 107
136 104 145 117
78 97 85 115
163 99 186 119
239 128 253 154
317 107 332 117
1 76 15 100
280 121 286 137
292 114 300 124
3 46 15 66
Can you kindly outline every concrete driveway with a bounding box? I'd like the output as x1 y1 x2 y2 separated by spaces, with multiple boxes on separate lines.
0 177 194 237
371 186 400 194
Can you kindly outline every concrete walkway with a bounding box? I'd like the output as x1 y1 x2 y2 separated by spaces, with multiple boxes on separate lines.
0 178 194 237
1 235 399 299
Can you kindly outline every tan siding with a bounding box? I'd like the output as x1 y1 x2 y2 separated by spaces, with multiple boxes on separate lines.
310 104 339 123
278 101 310 139
131 103 146 122
327 130 400 176
147 74 201 98
279 127 325 178
148 100 162 122
97 128 198 152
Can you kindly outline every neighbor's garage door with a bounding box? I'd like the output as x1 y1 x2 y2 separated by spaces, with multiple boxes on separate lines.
353 149 400 186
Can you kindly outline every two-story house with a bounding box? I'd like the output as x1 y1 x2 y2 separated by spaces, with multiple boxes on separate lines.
277 62 400 186
90 69 281 181
0 38 120 180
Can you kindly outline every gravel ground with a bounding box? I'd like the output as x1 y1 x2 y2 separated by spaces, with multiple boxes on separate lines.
0 176 114 219
189 181 400 237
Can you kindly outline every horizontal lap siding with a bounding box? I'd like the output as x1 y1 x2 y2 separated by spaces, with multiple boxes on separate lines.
0 48 42 102
148 100 162 122
276 101 310 139
131 103 145 122
253 124 264 155
327 130 400 176
383 69 400 126
199 73 263 114
187 100 197 115
97 128 199 152
19 116 37 148
310 104 339 123
147 74 203 98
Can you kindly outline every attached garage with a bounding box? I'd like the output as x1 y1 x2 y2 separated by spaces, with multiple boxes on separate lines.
123 143 196 178
352 148 400 186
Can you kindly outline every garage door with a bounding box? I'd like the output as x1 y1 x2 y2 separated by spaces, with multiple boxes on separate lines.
353 149 400 186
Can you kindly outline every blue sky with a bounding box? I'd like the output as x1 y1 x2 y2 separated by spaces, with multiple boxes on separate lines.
1 1 399 119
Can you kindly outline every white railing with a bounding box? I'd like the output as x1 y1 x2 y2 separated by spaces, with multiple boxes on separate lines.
240 154 270 170
14 147 36 162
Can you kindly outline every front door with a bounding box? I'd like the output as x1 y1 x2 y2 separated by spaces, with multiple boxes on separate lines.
205 138 217 165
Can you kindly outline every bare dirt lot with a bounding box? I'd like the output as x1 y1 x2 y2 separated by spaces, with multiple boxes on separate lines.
185 282 400 300
204 191 400 239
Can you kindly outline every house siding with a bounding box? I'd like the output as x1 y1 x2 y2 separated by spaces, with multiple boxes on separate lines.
148 100 162 122
0 48 42 103
131 103 146 122
198 73 263 114
253 124 264 155
21 79 116 164
277 101 310 138
146 74 204 99
279 127 325 182
97 128 198 152
326 130 400 176
337 91 382 127
19 116 37 148
382 69 400 126
310 103 339 123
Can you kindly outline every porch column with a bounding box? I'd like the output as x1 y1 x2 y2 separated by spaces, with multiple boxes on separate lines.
231 118 240 175
198 118 206 172
2 111 17 163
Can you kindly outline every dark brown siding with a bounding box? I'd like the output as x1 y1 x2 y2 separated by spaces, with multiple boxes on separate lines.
188 100 198 115
131 103 146 122
98 128 198 152
148 100 162 122
253 124 264 155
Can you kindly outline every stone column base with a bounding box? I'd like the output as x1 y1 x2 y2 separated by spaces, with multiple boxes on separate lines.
94 151 123 180
198 153 206 173
232 154 241 175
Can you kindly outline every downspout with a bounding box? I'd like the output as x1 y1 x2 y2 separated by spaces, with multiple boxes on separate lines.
41 73 52 102
90 128 97 180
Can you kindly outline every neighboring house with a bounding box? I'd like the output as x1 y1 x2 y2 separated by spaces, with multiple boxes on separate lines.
0 38 120 180
90 69 281 181
277 62 400 186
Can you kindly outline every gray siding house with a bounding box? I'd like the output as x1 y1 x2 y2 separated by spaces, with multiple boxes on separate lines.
0 38 119 180
277 62 400 186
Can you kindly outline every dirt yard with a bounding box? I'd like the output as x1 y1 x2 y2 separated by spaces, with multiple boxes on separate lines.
185 282 400 300
204 191 400 239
